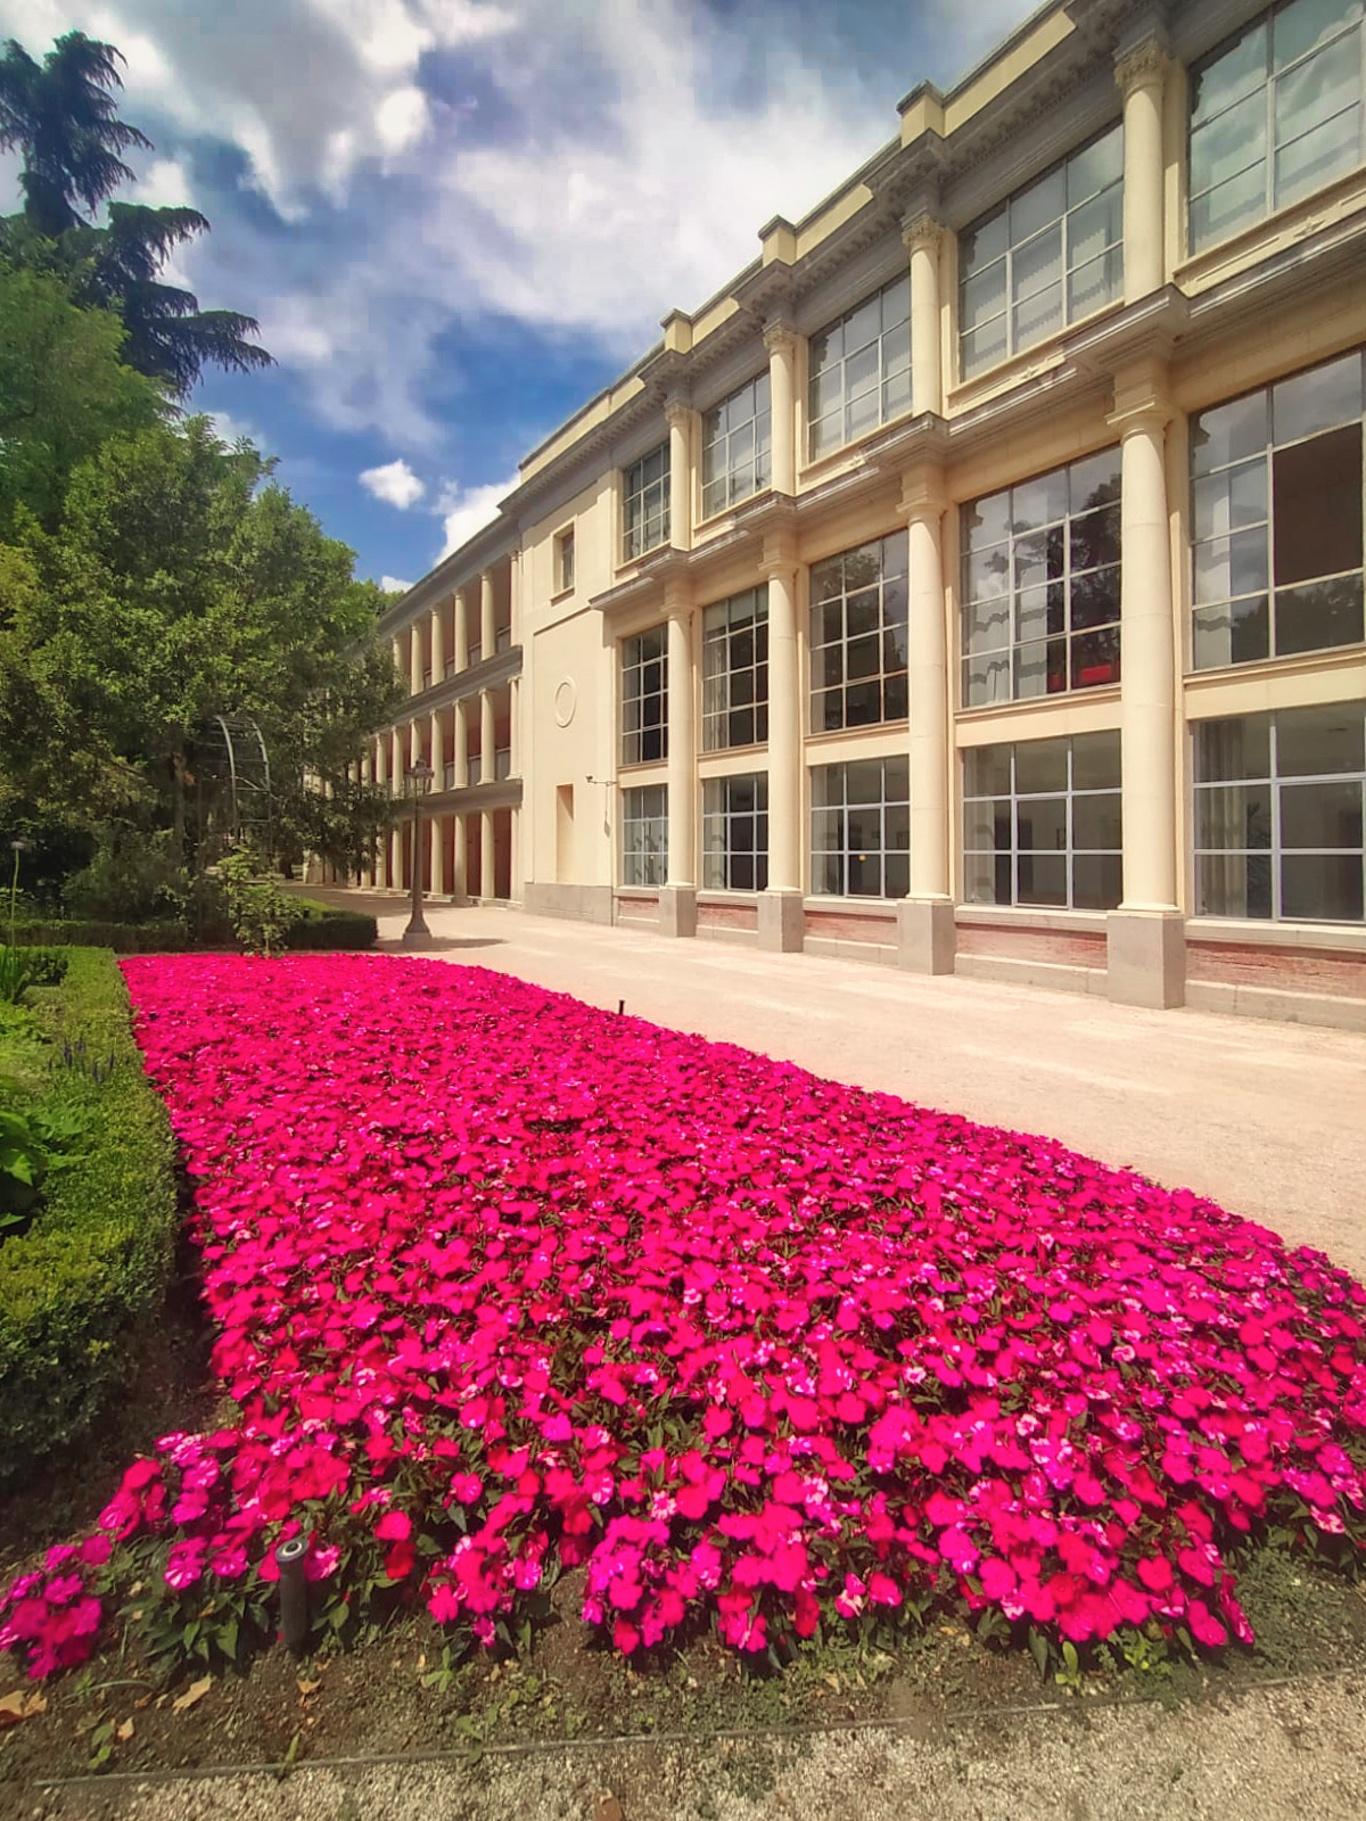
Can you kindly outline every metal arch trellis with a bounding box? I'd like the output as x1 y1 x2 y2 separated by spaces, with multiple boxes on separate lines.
194 715 274 858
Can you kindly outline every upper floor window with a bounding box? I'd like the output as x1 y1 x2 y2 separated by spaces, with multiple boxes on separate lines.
621 625 667 766
555 525 575 593
623 443 670 561
702 588 768 751
810 531 908 732
702 773 769 891
963 732 1122 911
808 276 911 461
962 447 1122 707
701 374 771 518
810 756 909 900
1189 0 1365 254
1190 348 1364 669
622 784 668 888
959 123 1124 379
1194 702 1364 922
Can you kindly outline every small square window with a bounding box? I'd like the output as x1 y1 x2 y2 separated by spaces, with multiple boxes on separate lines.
554 526 575 593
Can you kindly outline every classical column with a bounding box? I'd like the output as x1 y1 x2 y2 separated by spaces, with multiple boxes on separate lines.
391 633 404 696
758 531 803 953
390 726 403 792
480 570 495 659
897 462 955 973
408 624 422 696
763 323 798 495
665 396 692 551
454 586 470 671
430 708 444 791
1107 359 1184 1008
509 677 520 776
481 690 496 784
904 213 944 418
660 584 697 937
431 812 448 897
510 805 524 905
480 809 496 902
431 603 446 681
408 718 422 770
1116 33 1169 303
452 811 468 904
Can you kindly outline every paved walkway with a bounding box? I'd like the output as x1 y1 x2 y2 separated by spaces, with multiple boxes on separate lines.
315 890 1366 1281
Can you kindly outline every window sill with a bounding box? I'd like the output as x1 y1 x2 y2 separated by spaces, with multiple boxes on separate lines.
1175 164 1366 290
617 761 669 779
1184 642 1366 695
947 296 1125 411
1187 917 1366 954
694 488 770 537
955 903 1109 936
955 686 1121 725
803 896 899 916
697 890 759 905
615 886 662 900
797 407 918 488
804 719 910 749
699 743 769 766
549 585 575 606
614 541 671 581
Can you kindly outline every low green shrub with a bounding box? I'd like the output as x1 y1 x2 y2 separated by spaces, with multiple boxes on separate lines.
0 949 178 1486
8 907 377 954
278 908 377 951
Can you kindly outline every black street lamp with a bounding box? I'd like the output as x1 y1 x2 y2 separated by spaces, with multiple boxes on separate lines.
403 759 434 948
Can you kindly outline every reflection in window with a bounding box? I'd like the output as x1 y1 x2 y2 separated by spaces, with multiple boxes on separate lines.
1190 348 1364 668
1189 0 1365 253
702 773 769 891
621 785 668 888
808 277 911 460
1193 702 1365 921
961 448 1122 706
621 626 667 766
810 756 909 899
810 532 908 731
962 732 1123 910
701 374 771 518
702 589 768 751
959 123 1123 378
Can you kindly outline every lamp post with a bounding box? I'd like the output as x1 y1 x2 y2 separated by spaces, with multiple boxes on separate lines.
403 759 434 948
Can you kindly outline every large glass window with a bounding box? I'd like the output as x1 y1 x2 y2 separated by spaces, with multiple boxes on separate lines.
701 374 771 518
808 276 911 460
962 448 1122 707
1193 703 1365 921
810 531 909 731
810 756 909 899
621 785 668 888
1191 350 1364 668
959 124 1123 379
623 443 670 561
963 731 1123 911
702 588 768 751
1189 0 1364 253
702 773 769 891
621 626 667 766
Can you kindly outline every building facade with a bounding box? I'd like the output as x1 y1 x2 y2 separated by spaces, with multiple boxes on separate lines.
358 0 1366 1030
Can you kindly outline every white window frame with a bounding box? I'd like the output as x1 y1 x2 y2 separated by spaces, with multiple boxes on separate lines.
962 732 1123 912
958 122 1124 380
807 275 911 461
701 373 771 519
621 784 668 888
809 756 910 900
1188 0 1366 255
809 532 909 733
702 772 769 892
554 524 575 593
621 625 668 767
702 588 768 752
622 443 670 562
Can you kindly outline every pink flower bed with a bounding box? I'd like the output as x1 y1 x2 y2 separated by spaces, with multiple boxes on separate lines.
3 952 1364 1680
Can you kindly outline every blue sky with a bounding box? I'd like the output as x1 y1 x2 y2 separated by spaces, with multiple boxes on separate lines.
0 0 1035 590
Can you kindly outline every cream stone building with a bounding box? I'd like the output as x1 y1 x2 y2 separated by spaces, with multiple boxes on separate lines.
353 0 1366 1030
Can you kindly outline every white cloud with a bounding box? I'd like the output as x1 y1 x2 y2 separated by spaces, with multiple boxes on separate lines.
360 457 426 509
127 154 193 209
379 574 413 593
435 474 517 560
374 85 429 156
206 409 260 447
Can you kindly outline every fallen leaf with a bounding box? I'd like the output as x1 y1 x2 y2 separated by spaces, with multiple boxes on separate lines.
0 1690 46 1727
117 1719 134 1742
172 1676 212 1713
297 1678 320 1697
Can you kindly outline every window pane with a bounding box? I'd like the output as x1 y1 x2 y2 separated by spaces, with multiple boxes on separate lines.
1195 715 1272 782
1272 423 1363 586
962 851 1004 905
1281 852 1364 919
1192 20 1268 126
962 318 1009 376
1072 731 1121 791
1274 35 1359 140
1281 779 1363 846
1274 574 1365 653
1195 526 1270 603
961 208 1008 274
1277 704 1365 775
1068 247 1122 320
965 651 1011 705
1192 597 1271 668
1193 390 1270 476
1067 125 1123 205
965 490 1012 549
1193 458 1268 541
1191 88 1269 193
1010 166 1066 242
1276 109 1362 206
1072 853 1123 911
964 745 1011 796
1070 570 1120 632
1071 628 1121 688
1195 783 1273 848
962 264 1007 332
1017 851 1067 905
1274 0 1360 69
1072 792 1122 850
1011 468 1069 534
1196 851 1274 917
963 797 1009 848
1013 282 1064 350
1069 448 1122 513
1068 187 1122 266
1015 738 1068 794
1190 161 1269 248
1071 503 1121 575
1273 354 1363 443
1013 222 1063 300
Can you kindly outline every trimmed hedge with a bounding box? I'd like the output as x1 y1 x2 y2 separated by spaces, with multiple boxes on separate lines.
10 904 377 954
0 950 178 1487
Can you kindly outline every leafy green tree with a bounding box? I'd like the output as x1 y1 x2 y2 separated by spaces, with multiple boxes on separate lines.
0 419 403 874
0 31 271 392
0 266 164 534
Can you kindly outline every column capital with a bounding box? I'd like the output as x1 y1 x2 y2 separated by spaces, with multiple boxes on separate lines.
663 577 693 616
758 527 798 578
901 210 944 256
1115 32 1170 98
664 392 692 429
1108 356 1174 435
898 460 947 524
762 318 799 358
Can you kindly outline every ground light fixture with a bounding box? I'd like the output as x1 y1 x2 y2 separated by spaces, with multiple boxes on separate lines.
403 759 434 948
274 1533 310 1651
